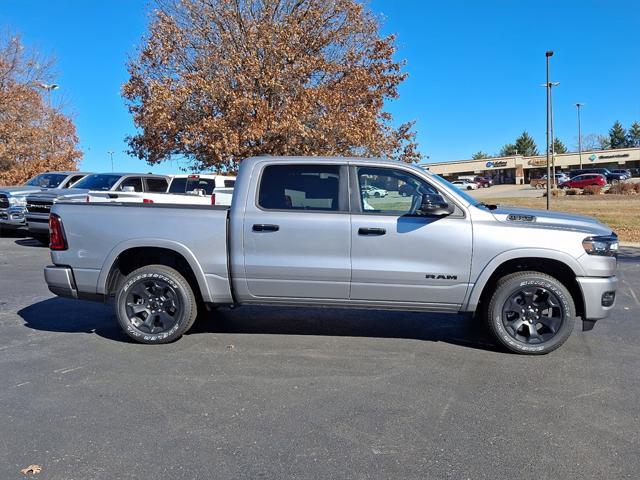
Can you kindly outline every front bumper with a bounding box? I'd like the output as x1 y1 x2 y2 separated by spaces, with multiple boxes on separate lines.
576 275 618 321
0 206 27 227
26 214 50 234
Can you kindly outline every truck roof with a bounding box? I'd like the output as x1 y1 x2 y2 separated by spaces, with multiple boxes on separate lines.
242 155 394 167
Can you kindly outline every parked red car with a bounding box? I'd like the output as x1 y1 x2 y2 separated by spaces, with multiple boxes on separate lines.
473 176 493 188
559 174 606 189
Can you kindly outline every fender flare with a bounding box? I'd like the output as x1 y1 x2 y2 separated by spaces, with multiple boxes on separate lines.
462 248 586 312
96 238 213 302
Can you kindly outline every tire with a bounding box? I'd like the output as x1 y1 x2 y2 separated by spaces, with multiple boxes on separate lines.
33 233 50 245
611 179 619 185
115 265 198 344
374 192 380 198
483 271 575 355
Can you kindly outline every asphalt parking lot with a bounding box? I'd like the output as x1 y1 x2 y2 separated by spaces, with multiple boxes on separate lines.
1 235 639 479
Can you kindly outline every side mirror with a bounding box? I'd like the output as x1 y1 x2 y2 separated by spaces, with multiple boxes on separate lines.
418 193 454 217
122 186 136 192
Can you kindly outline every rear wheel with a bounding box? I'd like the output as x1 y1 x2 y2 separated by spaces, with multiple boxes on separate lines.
115 265 197 344
483 271 575 354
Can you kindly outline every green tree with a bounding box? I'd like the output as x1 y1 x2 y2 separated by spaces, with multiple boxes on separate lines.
609 121 628 149
498 144 517 156
514 131 538 156
627 121 640 147
552 138 567 154
471 151 491 159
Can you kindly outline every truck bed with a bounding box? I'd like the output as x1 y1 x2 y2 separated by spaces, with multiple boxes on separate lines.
50 202 233 303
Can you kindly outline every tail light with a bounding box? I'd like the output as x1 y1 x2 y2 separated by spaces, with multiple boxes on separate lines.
211 193 216 205
143 198 154 204
49 213 68 251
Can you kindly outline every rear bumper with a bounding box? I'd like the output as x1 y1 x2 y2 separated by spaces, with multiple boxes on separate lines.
44 265 105 302
0 207 27 227
576 276 618 321
44 265 78 299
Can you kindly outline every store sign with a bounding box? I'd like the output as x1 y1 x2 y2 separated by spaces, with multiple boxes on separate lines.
485 160 508 168
589 154 597 162
598 153 630 160
528 158 547 166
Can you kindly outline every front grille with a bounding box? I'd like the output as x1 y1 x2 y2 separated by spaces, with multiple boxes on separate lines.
26 199 53 214
0 194 8 209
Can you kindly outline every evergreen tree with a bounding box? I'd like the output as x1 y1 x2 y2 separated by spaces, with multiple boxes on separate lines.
514 131 538 156
609 121 628 149
498 144 517 156
552 138 567 154
471 151 491 159
627 121 640 147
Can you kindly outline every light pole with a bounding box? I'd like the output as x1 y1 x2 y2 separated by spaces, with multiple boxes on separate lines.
576 103 585 168
37 83 59 152
107 151 115 172
545 51 553 210
549 82 560 185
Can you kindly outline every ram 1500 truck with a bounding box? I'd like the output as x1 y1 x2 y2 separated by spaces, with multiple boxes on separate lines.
26 173 170 243
44 156 618 354
0 171 88 233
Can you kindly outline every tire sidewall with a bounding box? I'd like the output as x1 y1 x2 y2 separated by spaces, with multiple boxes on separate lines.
116 269 191 344
489 275 575 354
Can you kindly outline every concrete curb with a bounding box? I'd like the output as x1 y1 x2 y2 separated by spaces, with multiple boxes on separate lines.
620 242 640 248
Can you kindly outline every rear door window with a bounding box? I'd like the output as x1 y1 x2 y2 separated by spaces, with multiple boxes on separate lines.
258 165 342 211
145 177 169 193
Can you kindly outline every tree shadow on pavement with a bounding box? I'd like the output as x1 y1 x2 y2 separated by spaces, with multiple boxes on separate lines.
190 305 502 353
19 297 126 342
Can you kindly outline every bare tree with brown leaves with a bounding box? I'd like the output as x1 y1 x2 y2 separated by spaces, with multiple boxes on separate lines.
0 31 82 186
124 0 421 171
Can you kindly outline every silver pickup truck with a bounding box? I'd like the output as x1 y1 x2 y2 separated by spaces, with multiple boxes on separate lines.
44 156 618 354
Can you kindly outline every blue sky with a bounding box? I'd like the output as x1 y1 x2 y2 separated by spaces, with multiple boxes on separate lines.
2 0 639 173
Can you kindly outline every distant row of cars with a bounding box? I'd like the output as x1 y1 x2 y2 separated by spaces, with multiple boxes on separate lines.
531 167 635 189
451 176 493 191
0 171 235 244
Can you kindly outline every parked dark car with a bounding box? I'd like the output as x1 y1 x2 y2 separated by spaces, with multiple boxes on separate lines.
610 169 631 179
569 168 625 184
560 174 607 189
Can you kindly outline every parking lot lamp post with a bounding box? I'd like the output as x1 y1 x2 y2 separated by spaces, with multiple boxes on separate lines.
549 82 560 186
545 51 553 210
107 151 115 172
37 83 59 151
576 103 585 168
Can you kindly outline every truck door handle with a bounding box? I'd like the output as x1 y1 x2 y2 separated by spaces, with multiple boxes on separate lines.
253 224 279 232
358 227 386 236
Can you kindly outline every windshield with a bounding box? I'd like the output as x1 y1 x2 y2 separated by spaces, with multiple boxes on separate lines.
428 173 481 207
25 173 67 188
71 174 122 191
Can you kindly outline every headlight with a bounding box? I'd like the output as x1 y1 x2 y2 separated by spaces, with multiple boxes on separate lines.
8 195 27 207
582 234 618 256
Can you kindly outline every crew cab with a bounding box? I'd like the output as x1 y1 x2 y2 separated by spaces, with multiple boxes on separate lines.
44 156 618 354
26 173 169 243
87 174 235 206
0 171 89 233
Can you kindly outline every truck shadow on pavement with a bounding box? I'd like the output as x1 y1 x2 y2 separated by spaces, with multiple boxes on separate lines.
19 298 501 351
192 305 501 352
19 297 125 341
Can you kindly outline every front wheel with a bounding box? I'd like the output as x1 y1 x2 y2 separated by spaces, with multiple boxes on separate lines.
483 271 575 354
115 265 197 344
